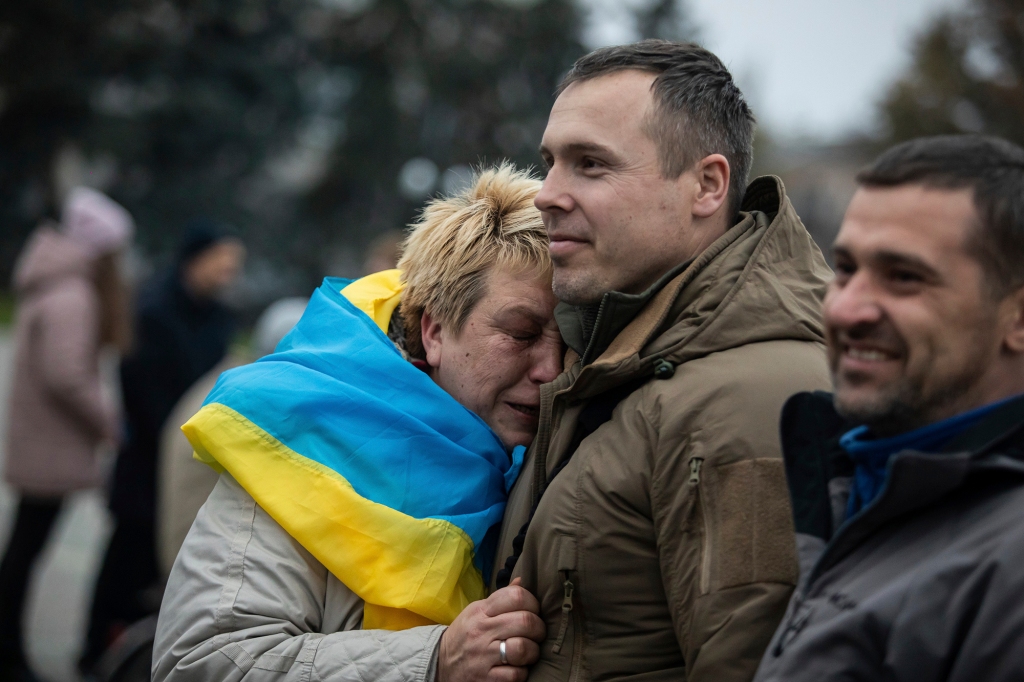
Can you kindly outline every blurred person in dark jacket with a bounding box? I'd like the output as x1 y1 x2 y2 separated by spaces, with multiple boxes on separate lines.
754 136 1024 682
155 296 307 578
80 221 245 674
0 187 133 682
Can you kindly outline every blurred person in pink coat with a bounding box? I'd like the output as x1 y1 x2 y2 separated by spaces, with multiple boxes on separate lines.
0 187 134 681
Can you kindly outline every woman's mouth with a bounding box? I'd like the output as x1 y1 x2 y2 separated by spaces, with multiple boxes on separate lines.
508 402 539 419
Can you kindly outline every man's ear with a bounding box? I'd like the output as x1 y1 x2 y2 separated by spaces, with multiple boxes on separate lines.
420 309 444 369
691 153 730 219
1002 285 1024 354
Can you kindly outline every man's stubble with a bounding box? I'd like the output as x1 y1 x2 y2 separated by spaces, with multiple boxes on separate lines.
832 317 1001 436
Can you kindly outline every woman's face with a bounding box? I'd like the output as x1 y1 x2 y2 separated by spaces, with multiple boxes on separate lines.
422 264 563 449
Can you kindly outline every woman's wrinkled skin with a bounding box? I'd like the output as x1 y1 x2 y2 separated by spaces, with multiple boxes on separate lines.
421 265 563 449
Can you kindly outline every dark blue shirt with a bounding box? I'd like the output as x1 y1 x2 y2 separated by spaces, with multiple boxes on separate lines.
841 394 1022 519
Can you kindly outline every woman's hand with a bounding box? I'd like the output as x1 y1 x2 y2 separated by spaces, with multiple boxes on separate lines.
437 578 546 682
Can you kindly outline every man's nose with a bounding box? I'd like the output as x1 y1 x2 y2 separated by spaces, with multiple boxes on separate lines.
534 165 574 215
823 274 884 331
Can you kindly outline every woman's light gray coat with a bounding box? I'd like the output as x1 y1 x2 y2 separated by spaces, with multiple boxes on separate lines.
153 472 444 681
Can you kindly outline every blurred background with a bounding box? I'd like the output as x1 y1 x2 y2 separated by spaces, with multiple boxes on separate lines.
0 0 1022 679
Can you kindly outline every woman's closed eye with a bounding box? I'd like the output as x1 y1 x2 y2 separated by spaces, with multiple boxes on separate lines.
507 328 541 342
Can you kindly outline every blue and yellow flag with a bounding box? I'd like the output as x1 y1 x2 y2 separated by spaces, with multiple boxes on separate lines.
183 270 523 630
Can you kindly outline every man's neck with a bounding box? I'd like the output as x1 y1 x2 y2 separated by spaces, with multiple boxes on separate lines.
557 258 693 365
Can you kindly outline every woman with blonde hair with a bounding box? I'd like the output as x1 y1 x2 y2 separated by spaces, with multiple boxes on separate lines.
154 164 560 682
0 187 133 680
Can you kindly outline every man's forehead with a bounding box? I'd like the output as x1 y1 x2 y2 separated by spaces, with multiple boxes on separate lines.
544 71 656 143
836 185 977 255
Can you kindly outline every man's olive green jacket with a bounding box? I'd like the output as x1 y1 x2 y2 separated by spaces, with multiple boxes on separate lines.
491 176 833 682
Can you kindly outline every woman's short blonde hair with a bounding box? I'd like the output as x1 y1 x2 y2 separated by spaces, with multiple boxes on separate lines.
398 163 550 359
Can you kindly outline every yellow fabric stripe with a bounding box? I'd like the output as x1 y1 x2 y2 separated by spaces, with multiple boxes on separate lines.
364 604 436 630
340 269 405 333
184 402 485 629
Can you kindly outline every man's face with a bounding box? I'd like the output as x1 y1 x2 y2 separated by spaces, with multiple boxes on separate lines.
825 185 1008 434
424 265 563 449
184 239 246 299
536 70 711 305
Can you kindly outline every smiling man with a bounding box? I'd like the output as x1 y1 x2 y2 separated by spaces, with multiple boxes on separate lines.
754 135 1024 682
482 41 834 682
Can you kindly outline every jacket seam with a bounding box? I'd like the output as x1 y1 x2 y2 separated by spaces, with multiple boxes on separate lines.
217 641 256 674
572 451 592 665
296 634 324 682
214 480 258 634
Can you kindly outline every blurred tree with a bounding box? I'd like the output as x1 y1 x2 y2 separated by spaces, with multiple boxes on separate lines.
879 0 1024 147
0 0 586 299
0 0 313 292
305 0 585 278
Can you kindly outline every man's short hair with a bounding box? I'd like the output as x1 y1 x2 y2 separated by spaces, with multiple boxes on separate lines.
398 163 550 358
557 39 755 216
857 135 1024 297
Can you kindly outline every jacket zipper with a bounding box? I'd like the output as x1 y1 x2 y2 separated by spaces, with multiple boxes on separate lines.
532 382 559 498
551 571 574 654
689 457 704 484
568 576 584 682
580 295 609 365
689 457 711 591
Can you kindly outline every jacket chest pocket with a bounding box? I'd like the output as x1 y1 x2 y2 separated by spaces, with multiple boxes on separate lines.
551 533 585 681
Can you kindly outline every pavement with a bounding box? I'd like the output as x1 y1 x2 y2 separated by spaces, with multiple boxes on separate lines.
0 331 114 682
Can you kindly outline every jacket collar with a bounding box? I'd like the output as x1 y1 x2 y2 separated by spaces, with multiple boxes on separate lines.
782 391 1024 585
555 258 693 366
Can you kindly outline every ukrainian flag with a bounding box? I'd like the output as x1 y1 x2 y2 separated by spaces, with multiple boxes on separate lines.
183 270 523 631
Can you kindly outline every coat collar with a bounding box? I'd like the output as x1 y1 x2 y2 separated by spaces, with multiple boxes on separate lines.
782 391 1024 585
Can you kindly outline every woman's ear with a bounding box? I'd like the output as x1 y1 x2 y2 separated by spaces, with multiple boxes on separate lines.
420 310 444 369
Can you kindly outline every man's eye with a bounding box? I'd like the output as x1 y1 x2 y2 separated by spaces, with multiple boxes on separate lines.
833 261 855 279
580 157 602 170
890 269 923 284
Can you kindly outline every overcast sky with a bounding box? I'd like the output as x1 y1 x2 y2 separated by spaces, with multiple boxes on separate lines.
581 0 967 141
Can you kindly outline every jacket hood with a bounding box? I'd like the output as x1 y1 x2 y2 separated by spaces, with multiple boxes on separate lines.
63 187 134 258
13 225 94 295
569 176 832 398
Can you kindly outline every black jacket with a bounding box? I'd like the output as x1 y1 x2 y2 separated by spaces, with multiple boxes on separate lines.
755 391 1024 682
109 270 234 522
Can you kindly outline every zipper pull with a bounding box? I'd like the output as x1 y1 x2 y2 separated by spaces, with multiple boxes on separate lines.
689 457 704 484
551 573 575 654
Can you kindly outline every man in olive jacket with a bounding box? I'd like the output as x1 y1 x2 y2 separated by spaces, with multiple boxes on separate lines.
488 41 833 681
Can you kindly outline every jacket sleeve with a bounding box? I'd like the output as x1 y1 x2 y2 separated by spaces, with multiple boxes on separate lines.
37 283 111 440
153 472 445 682
649 358 803 682
944 530 1024 682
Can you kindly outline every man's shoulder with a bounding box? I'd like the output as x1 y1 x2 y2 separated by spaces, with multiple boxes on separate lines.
640 338 830 415
593 339 832 471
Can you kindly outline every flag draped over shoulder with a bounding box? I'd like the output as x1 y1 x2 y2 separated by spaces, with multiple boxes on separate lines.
182 270 523 631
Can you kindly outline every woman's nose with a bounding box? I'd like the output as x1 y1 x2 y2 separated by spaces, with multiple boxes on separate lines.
529 339 563 385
